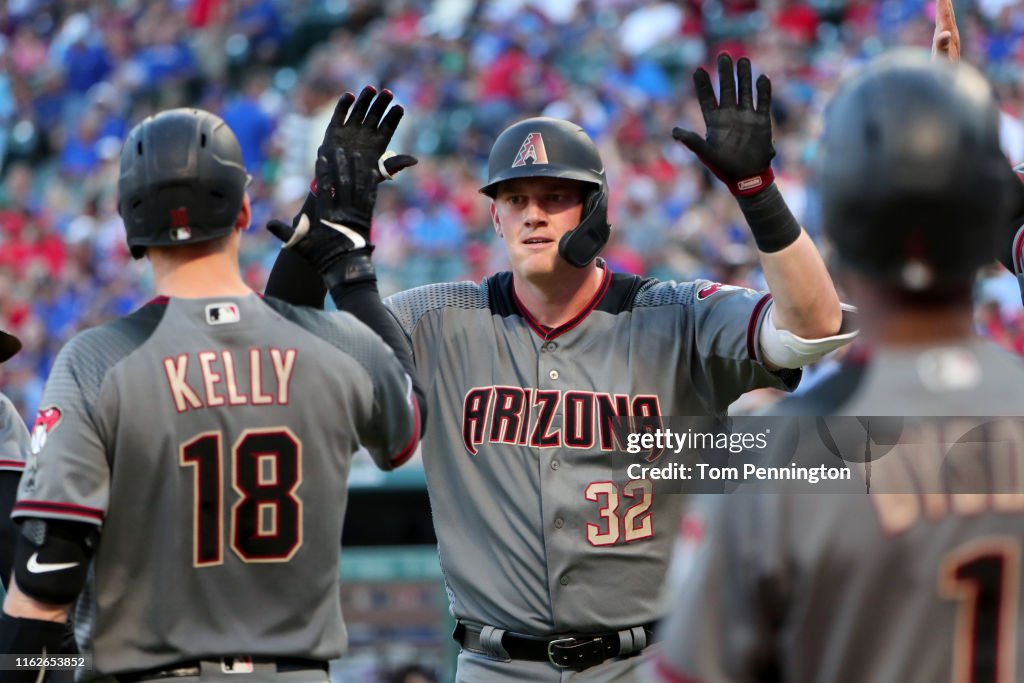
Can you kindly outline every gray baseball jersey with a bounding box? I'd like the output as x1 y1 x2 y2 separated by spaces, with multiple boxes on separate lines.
654 339 1024 683
0 392 30 599
12 294 419 678
1012 224 1024 305
0 393 30 474
384 265 802 641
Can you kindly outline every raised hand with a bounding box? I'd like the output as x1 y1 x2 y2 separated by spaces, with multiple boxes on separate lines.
321 87 418 182
267 87 418 285
931 0 961 63
672 53 775 196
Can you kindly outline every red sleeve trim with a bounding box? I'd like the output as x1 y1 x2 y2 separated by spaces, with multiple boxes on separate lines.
746 293 773 361
389 393 421 468
12 500 104 522
0 459 25 470
653 653 704 683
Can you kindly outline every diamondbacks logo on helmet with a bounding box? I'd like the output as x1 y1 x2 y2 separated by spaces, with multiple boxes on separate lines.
512 133 548 167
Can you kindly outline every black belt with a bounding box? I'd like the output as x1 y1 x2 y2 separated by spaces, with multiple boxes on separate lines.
455 622 654 671
116 657 328 682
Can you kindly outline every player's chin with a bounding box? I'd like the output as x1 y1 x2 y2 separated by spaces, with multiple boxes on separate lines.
513 251 559 278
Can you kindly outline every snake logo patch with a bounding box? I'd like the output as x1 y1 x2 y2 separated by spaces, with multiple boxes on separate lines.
30 406 62 455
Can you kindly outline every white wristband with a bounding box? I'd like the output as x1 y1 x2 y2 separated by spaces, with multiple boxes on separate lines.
759 304 859 369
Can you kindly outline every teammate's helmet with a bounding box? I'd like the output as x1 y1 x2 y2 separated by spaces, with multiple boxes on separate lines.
118 108 248 259
0 330 20 363
480 117 611 267
819 50 1013 290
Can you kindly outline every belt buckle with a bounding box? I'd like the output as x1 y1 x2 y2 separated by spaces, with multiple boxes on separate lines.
546 636 606 671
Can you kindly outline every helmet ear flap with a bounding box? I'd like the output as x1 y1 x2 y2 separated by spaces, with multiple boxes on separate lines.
558 186 611 268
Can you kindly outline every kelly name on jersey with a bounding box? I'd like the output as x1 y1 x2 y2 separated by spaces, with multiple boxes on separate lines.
163 347 296 412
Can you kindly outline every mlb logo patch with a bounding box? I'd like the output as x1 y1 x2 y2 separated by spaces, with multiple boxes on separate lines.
170 227 192 241
206 303 240 325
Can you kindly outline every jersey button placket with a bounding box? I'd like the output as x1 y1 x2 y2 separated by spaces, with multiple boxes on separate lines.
538 342 566 605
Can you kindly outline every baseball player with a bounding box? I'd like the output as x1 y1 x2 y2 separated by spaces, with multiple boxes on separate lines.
930 0 1024 306
651 52 1024 683
0 107 423 683
0 329 29 593
265 60 855 681
1005 169 1024 304
0 330 76 683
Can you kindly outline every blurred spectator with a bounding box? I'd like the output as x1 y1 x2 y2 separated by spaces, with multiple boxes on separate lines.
60 17 112 97
232 0 286 64
774 0 820 45
620 1 685 56
221 70 275 172
381 663 438 683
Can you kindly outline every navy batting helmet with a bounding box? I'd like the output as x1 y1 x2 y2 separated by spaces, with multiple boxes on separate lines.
0 330 20 363
481 117 611 268
819 51 1012 290
118 108 249 259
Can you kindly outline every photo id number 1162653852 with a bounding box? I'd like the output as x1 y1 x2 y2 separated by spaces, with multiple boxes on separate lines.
2 655 91 671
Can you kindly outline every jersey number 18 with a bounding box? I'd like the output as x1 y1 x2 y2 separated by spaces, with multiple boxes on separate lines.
179 428 303 566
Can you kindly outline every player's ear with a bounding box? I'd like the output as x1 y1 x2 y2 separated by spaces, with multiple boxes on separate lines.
235 193 252 232
490 201 503 238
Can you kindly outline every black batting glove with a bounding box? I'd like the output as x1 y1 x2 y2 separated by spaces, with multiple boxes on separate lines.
315 85 417 236
267 86 417 286
673 54 776 197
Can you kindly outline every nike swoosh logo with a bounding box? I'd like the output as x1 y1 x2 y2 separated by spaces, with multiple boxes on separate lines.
283 213 310 249
321 220 367 250
26 552 79 574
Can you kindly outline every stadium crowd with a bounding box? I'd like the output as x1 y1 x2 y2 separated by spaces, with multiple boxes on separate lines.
2 0 1024 419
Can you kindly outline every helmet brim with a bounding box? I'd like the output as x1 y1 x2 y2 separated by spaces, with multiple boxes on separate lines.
0 330 22 363
479 164 605 197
